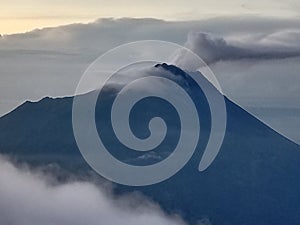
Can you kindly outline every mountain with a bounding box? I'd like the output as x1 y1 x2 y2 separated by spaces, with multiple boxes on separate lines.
0 64 300 225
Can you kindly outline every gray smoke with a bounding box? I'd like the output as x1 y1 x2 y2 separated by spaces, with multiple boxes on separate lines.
0 156 187 225
174 31 300 66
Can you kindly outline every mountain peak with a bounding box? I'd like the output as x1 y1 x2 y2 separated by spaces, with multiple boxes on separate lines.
154 63 188 77
154 63 209 83
155 63 183 72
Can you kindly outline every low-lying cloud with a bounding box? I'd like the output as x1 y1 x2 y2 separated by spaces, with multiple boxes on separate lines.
0 156 187 225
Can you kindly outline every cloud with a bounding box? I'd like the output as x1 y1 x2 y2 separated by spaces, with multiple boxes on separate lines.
1 17 300 53
174 31 300 66
0 156 187 225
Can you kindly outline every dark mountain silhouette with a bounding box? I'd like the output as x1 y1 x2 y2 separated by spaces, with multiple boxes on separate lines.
0 63 300 225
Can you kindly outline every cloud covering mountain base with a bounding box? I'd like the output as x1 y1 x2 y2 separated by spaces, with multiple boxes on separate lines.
0 156 187 225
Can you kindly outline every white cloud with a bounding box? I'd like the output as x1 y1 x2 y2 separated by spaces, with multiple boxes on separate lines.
0 156 187 225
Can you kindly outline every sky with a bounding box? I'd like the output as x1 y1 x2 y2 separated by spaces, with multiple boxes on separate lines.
1 0 300 34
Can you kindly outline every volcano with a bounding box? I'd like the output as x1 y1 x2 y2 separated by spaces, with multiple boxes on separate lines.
0 64 300 225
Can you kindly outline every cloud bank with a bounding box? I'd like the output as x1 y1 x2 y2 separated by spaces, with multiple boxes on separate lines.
0 156 187 225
